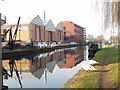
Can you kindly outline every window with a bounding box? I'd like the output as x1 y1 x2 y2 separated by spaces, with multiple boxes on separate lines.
62 27 66 30
75 33 80 35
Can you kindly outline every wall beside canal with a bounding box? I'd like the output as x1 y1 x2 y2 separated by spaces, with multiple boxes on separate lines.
2 44 78 60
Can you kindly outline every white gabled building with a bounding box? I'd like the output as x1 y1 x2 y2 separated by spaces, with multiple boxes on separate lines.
45 20 56 41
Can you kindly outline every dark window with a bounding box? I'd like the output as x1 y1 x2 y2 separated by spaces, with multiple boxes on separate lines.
62 27 66 30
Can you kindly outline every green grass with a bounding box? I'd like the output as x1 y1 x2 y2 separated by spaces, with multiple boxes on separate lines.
95 46 118 64
106 63 119 88
71 72 100 88
94 48 108 63
107 47 119 64
95 45 119 88
70 45 119 88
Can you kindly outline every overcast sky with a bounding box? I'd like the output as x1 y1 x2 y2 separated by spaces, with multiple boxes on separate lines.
0 0 103 37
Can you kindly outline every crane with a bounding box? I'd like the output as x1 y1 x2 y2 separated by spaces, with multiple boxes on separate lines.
2 29 10 42
2 17 21 50
8 17 21 50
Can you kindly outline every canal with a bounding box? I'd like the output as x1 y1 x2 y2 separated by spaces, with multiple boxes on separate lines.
2 46 87 88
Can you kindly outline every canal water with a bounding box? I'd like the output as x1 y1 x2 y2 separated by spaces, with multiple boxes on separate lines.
2 46 88 88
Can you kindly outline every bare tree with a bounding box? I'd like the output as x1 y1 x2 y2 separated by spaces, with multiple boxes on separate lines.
97 35 105 41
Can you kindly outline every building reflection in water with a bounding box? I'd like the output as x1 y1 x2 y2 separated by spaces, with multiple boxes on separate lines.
2 47 84 87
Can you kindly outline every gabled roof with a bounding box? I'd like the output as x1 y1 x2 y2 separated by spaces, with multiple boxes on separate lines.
45 20 56 32
30 15 44 26
56 23 64 30
5 15 44 26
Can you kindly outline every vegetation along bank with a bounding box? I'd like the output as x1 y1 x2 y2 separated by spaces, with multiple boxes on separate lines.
61 44 119 88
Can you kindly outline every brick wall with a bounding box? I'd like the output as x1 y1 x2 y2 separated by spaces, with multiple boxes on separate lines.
60 21 84 43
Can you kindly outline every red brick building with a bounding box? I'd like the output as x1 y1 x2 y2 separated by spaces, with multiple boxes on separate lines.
60 21 84 44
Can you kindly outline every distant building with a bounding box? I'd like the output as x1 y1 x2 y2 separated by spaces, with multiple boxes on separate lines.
59 21 84 44
87 34 94 42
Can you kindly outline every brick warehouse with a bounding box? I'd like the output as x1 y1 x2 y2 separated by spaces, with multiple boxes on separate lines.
1 15 45 42
60 21 84 44
1 15 65 43
2 16 84 43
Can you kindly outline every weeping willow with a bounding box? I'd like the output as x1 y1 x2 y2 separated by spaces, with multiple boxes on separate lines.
94 0 120 28
93 0 119 29
93 0 119 41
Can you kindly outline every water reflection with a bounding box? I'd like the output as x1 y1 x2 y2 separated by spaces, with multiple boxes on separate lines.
2 46 85 88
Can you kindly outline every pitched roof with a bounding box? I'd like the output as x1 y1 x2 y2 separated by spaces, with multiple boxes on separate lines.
45 20 56 32
56 23 64 30
5 15 44 26
30 15 44 26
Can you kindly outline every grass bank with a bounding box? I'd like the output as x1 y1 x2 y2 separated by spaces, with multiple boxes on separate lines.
71 71 100 88
70 45 119 88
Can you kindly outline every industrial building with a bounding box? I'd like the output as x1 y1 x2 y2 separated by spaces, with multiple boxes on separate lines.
1 16 84 44
60 21 84 44
1 15 44 42
1 15 65 43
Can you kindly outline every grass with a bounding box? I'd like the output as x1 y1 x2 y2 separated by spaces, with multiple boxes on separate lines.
95 45 119 88
106 46 118 64
106 63 119 88
95 46 118 64
70 44 119 88
71 72 100 88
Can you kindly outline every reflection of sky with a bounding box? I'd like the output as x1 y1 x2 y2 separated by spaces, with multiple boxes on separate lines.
3 47 85 88
4 64 82 88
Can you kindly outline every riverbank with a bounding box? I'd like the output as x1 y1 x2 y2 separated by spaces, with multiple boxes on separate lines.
2 44 78 60
60 44 119 88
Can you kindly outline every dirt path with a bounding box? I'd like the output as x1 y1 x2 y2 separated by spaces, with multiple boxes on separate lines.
60 48 112 88
99 51 111 88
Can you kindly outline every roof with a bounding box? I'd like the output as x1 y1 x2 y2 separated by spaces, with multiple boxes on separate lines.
56 23 64 30
30 15 44 26
60 21 73 24
45 20 56 32
60 21 84 29
5 15 44 26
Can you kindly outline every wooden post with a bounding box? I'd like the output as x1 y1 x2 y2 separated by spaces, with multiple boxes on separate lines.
0 13 2 90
